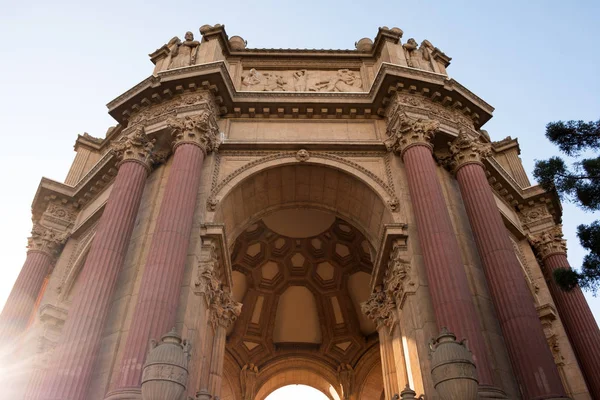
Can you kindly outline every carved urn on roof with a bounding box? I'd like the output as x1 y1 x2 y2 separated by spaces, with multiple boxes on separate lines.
141 329 191 400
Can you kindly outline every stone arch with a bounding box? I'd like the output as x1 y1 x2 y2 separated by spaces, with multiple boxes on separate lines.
209 160 397 250
254 357 341 400
58 233 95 301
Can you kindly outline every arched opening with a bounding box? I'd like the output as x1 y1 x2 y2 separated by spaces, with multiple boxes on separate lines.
265 384 333 400
210 162 395 400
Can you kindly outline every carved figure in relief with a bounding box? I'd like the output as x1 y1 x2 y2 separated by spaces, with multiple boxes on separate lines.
402 38 433 72
263 72 287 91
308 69 362 92
293 69 308 91
168 31 200 69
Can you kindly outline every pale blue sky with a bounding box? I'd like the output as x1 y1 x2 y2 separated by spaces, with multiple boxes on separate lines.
0 0 598 342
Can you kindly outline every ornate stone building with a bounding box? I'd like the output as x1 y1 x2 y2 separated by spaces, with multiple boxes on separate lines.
1 24 599 400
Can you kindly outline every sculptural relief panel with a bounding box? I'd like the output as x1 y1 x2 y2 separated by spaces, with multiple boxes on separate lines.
240 68 364 92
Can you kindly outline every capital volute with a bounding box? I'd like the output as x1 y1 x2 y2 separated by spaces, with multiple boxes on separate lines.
27 223 69 258
385 109 439 158
111 126 158 172
447 130 491 173
167 109 219 155
361 286 397 332
528 225 567 260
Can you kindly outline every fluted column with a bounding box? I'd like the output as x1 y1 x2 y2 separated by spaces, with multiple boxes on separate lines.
449 131 567 399
529 227 600 398
109 110 220 397
385 110 495 387
0 225 65 341
207 286 242 398
40 127 157 400
362 286 401 399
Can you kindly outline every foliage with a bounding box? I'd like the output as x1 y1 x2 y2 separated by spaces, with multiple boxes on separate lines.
533 119 600 293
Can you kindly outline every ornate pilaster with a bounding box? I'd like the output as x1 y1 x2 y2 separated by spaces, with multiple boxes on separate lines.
110 106 219 397
337 363 354 400
528 225 600 397
240 363 258 400
207 286 241 398
447 129 491 173
383 240 415 310
362 287 399 399
528 225 567 260
41 128 154 400
385 108 439 157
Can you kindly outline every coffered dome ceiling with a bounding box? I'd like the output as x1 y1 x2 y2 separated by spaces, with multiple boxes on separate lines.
227 215 378 368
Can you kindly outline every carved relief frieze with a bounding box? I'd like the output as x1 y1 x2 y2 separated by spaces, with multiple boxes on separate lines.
206 151 399 212
528 225 567 261
518 202 555 233
361 286 397 332
241 68 363 92
40 199 78 232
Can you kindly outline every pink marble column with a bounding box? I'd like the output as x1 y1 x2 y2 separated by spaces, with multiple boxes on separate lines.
386 112 495 388
0 234 59 341
529 228 600 398
109 111 220 396
450 132 567 399
39 128 156 400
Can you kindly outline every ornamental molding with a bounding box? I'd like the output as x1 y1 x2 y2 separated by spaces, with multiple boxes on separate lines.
447 130 491 173
167 109 220 154
361 286 397 332
57 221 97 297
27 223 69 258
384 107 439 157
384 241 415 310
528 225 567 260
517 202 556 233
206 150 399 213
537 304 565 367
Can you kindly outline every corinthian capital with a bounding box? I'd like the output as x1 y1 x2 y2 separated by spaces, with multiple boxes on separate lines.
361 286 397 332
167 109 219 155
111 126 157 171
27 223 68 258
385 109 439 157
209 287 242 330
447 130 491 173
528 225 567 260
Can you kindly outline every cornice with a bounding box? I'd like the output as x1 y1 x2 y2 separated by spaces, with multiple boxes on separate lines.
106 61 494 129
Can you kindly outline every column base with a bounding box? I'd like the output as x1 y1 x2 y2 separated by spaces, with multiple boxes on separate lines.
195 389 212 400
478 385 507 399
104 388 142 400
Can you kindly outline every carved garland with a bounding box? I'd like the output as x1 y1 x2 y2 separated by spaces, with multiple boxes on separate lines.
206 151 399 212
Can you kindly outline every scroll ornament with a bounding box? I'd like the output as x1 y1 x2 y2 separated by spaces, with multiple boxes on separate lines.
385 110 439 156
528 225 567 260
27 223 69 257
111 126 157 170
167 110 220 155
447 130 492 173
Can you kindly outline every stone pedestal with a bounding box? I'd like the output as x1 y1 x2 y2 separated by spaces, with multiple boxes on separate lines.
39 130 155 400
529 227 600 398
385 111 494 387
450 132 567 399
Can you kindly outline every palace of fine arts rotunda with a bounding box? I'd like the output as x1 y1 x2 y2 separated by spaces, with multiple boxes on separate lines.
2 23 600 400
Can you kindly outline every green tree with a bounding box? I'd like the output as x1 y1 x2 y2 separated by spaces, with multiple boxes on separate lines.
533 119 600 293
